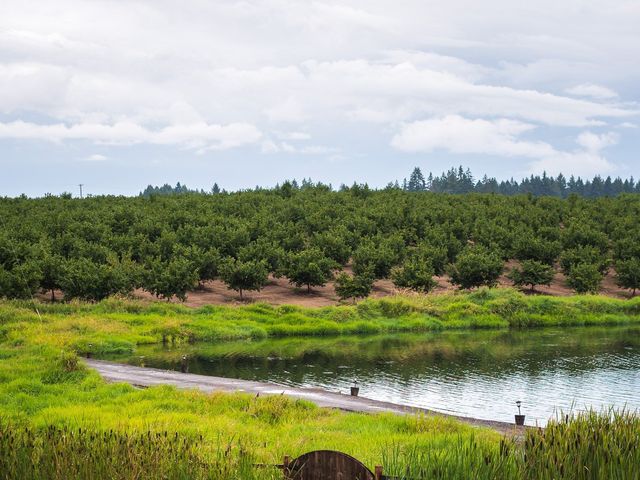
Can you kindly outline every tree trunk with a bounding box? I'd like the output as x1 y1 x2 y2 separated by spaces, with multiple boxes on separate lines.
307 284 311 294
51 289 55 302
239 289 243 300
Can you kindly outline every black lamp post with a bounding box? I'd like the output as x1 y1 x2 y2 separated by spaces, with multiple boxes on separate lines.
515 400 525 426
180 355 188 373
350 380 359 397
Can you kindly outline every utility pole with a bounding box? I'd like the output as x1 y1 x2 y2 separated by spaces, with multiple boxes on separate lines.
78 184 84 199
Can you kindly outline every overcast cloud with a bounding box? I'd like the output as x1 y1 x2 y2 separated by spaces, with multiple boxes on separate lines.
1 0 639 195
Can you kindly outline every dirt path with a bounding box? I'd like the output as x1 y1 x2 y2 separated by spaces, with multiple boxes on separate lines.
85 359 525 436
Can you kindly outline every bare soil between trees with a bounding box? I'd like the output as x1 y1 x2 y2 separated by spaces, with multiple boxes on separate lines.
129 261 630 308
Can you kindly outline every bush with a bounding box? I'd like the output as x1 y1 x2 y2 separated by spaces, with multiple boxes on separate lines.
447 246 504 290
508 260 554 292
219 258 269 300
566 263 604 294
391 260 437 293
615 258 640 297
334 271 374 301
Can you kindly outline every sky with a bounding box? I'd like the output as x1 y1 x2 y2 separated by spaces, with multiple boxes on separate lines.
1 0 639 197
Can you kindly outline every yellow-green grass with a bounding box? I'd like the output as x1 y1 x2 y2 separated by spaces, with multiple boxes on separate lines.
2 288 640 357
1 289 640 477
0 345 497 468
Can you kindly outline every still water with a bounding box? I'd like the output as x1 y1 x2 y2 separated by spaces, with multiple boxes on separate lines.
106 326 640 425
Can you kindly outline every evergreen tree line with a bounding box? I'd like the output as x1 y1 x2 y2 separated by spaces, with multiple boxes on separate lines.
399 166 640 198
1 186 639 303
138 167 640 200
140 182 223 197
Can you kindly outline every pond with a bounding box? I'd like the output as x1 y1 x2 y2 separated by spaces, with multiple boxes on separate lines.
104 325 640 425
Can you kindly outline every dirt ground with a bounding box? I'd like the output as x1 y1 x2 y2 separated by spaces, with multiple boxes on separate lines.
131 260 631 307
37 261 631 307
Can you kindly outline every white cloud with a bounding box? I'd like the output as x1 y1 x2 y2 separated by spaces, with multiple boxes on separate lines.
391 115 554 157
278 131 311 141
566 83 618 99
391 115 620 177
84 153 107 162
0 0 639 185
0 120 262 150
576 131 619 151
260 138 338 155
527 151 616 177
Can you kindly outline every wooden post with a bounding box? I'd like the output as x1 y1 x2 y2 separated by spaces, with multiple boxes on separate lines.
375 465 383 480
283 455 290 479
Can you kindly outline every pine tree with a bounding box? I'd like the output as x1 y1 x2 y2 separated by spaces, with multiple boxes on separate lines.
407 167 426 192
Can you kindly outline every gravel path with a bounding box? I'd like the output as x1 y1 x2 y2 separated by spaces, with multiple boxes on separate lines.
85 358 525 436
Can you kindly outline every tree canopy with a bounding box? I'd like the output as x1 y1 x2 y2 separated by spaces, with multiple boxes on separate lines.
0 174 639 302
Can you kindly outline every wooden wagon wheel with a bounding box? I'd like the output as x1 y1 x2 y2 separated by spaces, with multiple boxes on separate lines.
284 450 377 480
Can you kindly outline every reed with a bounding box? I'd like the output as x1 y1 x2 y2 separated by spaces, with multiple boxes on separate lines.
0 423 279 480
381 409 640 480
522 409 640 480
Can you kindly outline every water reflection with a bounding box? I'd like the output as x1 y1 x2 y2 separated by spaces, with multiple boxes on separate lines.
105 326 640 425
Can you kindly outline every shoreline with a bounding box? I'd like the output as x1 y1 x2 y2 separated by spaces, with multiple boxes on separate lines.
85 358 527 436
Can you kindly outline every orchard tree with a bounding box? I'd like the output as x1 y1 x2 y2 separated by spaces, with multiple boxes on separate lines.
447 246 504 290
198 248 222 285
40 252 66 301
142 257 198 301
334 270 374 302
410 243 448 275
561 224 609 252
566 263 603 294
312 229 352 265
615 258 640 297
613 237 640 262
60 258 111 301
284 248 336 293
238 240 286 276
219 258 269 300
60 255 140 302
508 260 554 292
560 246 609 275
176 245 221 288
391 259 437 293
0 261 42 299
352 239 400 279
512 235 561 266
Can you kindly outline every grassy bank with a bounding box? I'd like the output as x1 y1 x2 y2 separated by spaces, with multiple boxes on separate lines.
2 288 640 357
0 344 498 467
1 289 639 478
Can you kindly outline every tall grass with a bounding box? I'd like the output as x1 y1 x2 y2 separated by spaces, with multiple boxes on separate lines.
382 409 640 480
0 423 278 480
2 410 637 479
522 409 640 480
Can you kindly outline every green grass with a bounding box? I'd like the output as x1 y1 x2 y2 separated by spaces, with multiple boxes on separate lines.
0 344 499 471
2 410 638 479
3 289 640 357
1 289 639 478
380 409 640 480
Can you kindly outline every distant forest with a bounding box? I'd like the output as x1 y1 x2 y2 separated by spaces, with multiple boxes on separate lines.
141 166 640 199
